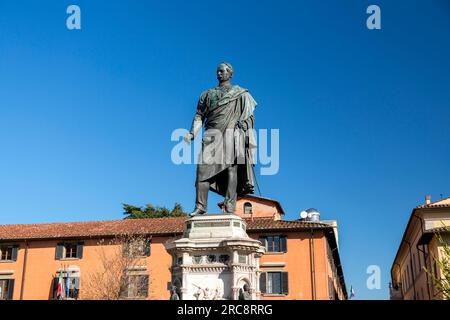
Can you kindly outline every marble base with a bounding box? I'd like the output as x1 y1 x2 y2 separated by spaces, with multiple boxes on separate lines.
165 214 265 300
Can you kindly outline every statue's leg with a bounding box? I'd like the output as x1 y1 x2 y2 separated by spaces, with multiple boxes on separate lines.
224 165 237 214
194 179 209 213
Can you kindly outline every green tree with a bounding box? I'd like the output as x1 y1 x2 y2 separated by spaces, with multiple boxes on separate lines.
122 203 186 219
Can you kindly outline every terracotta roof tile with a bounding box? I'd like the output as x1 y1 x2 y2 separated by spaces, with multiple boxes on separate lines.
416 196 450 208
0 217 186 241
416 203 450 209
244 218 330 230
0 216 331 241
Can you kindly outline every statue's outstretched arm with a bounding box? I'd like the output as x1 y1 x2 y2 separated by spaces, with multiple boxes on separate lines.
189 92 207 139
190 113 203 138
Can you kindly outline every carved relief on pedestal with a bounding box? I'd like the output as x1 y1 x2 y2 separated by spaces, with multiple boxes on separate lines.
192 279 224 300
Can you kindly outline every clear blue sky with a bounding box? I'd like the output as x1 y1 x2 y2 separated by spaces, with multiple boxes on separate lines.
1 1 449 299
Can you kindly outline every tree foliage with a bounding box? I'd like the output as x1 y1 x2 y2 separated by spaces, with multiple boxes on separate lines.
122 202 186 219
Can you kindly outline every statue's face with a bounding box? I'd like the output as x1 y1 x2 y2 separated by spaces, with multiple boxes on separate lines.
217 64 232 82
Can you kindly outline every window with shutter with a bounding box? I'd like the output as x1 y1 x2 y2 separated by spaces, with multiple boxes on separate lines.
261 272 287 295
123 239 150 258
56 242 83 260
261 235 287 253
0 245 16 261
121 275 149 299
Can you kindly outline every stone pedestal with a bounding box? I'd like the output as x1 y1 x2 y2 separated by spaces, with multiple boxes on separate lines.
165 214 265 300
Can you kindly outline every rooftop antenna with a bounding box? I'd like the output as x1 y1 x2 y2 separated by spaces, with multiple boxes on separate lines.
300 208 321 222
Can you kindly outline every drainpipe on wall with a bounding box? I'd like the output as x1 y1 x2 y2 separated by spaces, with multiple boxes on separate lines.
20 240 29 300
309 229 316 300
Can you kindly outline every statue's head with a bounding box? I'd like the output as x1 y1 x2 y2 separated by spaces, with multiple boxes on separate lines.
217 62 234 83
243 284 249 292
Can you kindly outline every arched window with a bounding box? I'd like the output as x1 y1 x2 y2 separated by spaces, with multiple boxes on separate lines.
244 202 253 215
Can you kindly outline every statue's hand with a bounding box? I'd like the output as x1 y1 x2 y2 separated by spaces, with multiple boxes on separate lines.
235 120 248 131
184 132 194 144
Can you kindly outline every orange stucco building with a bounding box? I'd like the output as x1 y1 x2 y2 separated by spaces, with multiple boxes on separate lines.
0 196 347 300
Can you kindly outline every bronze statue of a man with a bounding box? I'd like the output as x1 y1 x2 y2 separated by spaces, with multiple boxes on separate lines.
184 63 257 216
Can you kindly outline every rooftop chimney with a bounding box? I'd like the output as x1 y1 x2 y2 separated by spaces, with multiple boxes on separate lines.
425 195 431 205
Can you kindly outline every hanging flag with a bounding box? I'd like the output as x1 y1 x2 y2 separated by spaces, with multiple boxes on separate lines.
57 270 64 299
349 285 355 299
65 269 70 298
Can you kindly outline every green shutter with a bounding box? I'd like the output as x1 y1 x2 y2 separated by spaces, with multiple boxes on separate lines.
7 279 15 300
76 242 84 259
259 236 266 249
281 236 287 252
145 239 151 257
122 242 129 257
119 275 129 298
55 243 64 260
282 272 289 294
259 273 266 293
11 245 19 261
141 275 149 298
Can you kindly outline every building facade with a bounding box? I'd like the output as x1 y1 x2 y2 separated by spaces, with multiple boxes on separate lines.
0 196 347 300
390 196 450 300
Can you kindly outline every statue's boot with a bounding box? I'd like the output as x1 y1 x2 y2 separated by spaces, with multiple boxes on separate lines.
189 208 206 217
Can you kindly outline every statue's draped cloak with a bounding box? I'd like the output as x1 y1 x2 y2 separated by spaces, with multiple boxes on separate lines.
190 85 257 197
